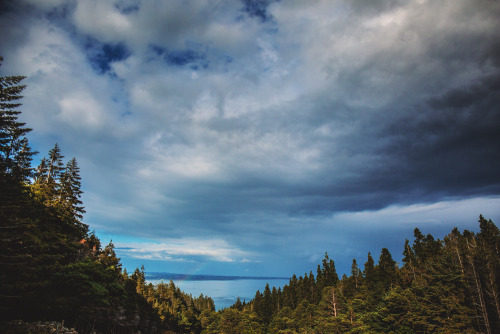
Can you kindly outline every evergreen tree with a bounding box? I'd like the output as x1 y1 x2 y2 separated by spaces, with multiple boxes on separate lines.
0 56 34 183
401 238 418 286
98 241 122 273
31 149 87 237
363 252 376 283
262 283 273 324
219 308 243 334
282 274 298 309
131 265 147 295
322 252 339 287
44 143 65 203
253 289 264 322
59 157 86 225
413 227 442 263
316 263 324 302
476 215 500 330
271 286 280 314
232 296 243 311
31 144 65 207
47 143 64 181
34 157 48 183
377 248 397 291
351 258 361 289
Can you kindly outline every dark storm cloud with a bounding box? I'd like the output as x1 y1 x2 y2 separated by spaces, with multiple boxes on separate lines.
395 75 500 192
1 0 500 275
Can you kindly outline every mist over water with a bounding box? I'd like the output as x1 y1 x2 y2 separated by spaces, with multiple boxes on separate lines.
146 273 289 310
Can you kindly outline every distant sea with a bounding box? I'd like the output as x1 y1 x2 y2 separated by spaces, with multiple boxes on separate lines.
145 272 290 310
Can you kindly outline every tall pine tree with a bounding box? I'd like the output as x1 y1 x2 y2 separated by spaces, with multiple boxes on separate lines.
0 56 35 184
59 157 86 234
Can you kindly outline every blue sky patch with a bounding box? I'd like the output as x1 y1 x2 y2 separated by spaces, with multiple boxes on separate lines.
241 0 278 22
86 40 131 74
150 44 208 68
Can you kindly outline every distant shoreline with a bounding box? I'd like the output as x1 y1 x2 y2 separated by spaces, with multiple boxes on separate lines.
145 272 289 282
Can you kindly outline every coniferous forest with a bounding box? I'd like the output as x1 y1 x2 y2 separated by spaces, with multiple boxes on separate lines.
1 59 499 333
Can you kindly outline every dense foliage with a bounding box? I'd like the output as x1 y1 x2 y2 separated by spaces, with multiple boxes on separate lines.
1 58 499 333
202 218 499 334
0 58 214 333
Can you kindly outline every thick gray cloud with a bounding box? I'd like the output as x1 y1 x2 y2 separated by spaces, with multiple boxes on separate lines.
1 0 499 276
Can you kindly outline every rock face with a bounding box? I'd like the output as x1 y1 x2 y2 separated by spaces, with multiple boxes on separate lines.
0 320 80 334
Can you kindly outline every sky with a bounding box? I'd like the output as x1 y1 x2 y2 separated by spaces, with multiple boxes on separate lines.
1 0 499 278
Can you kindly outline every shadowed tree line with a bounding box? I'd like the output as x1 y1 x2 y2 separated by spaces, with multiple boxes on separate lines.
0 57 214 334
202 217 499 334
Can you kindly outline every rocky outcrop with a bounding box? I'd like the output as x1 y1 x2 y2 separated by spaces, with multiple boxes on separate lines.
0 320 80 334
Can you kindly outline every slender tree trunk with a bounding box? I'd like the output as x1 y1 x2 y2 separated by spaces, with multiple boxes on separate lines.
467 239 491 334
452 236 484 329
455 246 465 276
487 269 500 324
331 288 337 317
470 258 490 334
406 243 417 282
47 154 55 180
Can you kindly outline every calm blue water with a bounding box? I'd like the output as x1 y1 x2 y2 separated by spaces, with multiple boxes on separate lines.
146 273 289 310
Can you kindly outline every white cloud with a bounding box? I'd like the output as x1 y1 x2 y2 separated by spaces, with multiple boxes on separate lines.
58 91 107 129
333 197 500 228
116 238 254 263
73 0 132 43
